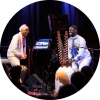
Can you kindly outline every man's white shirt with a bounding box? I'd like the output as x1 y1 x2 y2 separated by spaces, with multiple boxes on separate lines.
7 32 26 58
68 35 91 60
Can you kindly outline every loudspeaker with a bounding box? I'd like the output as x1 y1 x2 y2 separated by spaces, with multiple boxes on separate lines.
25 74 50 93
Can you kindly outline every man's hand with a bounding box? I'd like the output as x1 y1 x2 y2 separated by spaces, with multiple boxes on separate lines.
72 58 75 62
19 54 27 59
23 55 27 59
68 59 76 66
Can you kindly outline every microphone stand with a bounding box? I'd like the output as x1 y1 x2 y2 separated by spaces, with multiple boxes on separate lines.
45 59 52 93
73 46 99 51
45 54 57 93
44 15 55 93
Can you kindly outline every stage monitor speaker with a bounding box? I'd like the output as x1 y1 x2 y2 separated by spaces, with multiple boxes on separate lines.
25 74 50 93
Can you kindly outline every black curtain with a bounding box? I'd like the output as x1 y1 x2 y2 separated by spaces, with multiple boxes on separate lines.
0 0 100 83
0 1 99 57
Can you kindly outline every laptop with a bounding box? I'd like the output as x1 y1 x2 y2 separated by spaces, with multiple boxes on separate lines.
33 39 52 49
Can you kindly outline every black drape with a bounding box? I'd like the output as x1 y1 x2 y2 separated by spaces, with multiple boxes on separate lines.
0 1 99 57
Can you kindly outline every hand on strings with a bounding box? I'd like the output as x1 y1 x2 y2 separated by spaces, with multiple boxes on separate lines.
72 58 75 62
19 54 27 59
23 55 27 59
72 45 76 47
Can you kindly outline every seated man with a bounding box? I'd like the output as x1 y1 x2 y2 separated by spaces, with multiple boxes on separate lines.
81 66 93 84
1 64 10 80
68 25 92 71
10 66 28 94
71 71 85 90
57 84 77 99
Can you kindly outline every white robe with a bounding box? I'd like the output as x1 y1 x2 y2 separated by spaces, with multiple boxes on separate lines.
7 32 26 66
68 35 92 71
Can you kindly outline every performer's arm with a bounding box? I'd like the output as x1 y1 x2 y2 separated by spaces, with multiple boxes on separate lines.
11 35 24 58
68 39 72 66
74 38 86 61
68 39 72 60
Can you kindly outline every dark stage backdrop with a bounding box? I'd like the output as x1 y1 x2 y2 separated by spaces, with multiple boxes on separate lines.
0 0 96 48
0 1 99 58
0 0 99 79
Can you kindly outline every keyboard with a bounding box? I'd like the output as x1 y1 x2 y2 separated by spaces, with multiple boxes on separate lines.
33 46 48 49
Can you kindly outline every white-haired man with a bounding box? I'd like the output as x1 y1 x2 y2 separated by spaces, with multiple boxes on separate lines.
7 24 29 83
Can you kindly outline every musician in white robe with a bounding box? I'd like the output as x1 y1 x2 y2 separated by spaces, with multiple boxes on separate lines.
68 25 92 71
7 24 29 83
